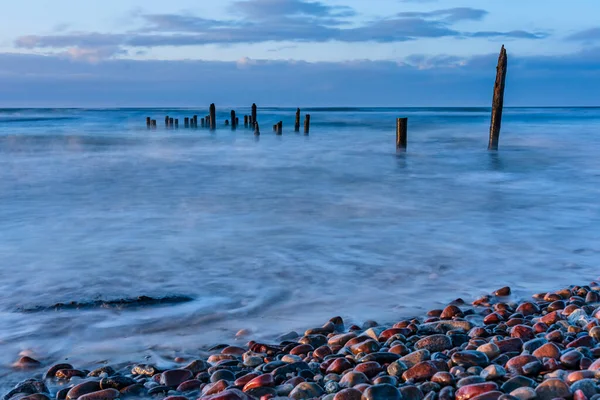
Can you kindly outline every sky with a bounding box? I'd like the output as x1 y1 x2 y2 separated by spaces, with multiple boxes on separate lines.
0 0 599 106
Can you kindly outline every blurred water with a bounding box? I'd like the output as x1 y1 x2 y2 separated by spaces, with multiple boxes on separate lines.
1 107 600 386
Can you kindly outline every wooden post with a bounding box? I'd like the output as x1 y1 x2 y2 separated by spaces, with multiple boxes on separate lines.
396 118 408 150
151 120 157 128
273 124 277 132
488 45 508 151
209 104 216 130
225 120 229 126
304 114 311 135
175 119 179 129
254 121 260 136
277 121 283 135
231 110 236 130
294 108 300 132
169 117 174 127
244 115 249 128
201 118 205 128
193 115 198 128
165 116 169 127
184 117 190 128
236 117 239 127
146 117 151 128
251 103 257 126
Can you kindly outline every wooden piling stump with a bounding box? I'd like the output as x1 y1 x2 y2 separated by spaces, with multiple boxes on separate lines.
165 116 170 127
277 121 283 135
175 119 179 128
201 118 205 128
225 120 229 126
193 115 198 128
236 117 239 126
151 120 157 128
396 118 408 150
488 45 508 151
231 110 236 130
251 103 257 126
184 117 190 128
244 115 249 128
295 108 300 132
146 117 151 128
304 114 311 135
169 117 174 127
254 121 260 136
209 104 216 130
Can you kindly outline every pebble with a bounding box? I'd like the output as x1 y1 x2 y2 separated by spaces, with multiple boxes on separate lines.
361 384 402 400
535 378 572 400
414 334 453 353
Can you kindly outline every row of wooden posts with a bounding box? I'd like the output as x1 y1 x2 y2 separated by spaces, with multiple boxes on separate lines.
145 103 311 136
144 46 508 151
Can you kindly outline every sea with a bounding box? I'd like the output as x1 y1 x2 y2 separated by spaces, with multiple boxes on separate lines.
0 106 599 387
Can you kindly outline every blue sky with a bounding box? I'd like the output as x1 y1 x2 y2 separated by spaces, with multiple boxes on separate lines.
1 0 599 106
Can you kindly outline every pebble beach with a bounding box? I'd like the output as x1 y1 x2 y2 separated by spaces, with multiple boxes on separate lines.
7 283 600 400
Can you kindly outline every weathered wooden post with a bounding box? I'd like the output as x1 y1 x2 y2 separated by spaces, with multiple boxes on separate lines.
251 104 257 126
254 121 260 136
201 118 205 128
151 120 157 128
244 115 249 128
209 104 216 130
236 117 239 127
277 121 283 135
488 45 508 151
231 110 236 130
165 116 170 127
304 114 311 135
169 117 174 127
175 119 179 129
225 120 230 126
273 124 277 132
184 117 190 128
294 108 301 132
396 118 408 150
193 115 198 128
146 117 151 128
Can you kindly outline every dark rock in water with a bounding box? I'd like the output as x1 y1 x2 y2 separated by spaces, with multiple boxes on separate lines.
20 394 50 400
44 363 74 380
18 295 194 312
401 385 425 400
13 357 42 370
55 369 87 380
88 366 116 377
333 388 362 400
77 389 120 400
100 375 136 390
161 369 193 387
359 352 400 364
415 334 453 353
55 388 70 400
66 382 102 400
119 384 145 396
147 386 170 396
131 364 159 376
339 372 369 388
362 384 402 400
451 351 489 368
493 287 511 296
289 382 324 399
570 379 598 398
500 376 536 393
455 382 499 400
403 361 439 382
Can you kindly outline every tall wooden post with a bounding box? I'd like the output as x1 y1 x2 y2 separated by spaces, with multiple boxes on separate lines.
209 104 216 131
294 108 300 132
165 116 169 127
151 120 157 128
175 119 179 129
488 45 508 150
304 114 311 135
201 118 205 128
396 118 408 150
169 117 174 128
254 121 260 136
193 115 198 128
231 110 237 130
225 120 230 126
146 117 151 128
277 121 283 135
251 103 257 126
236 117 239 127
244 115 249 128
184 117 190 128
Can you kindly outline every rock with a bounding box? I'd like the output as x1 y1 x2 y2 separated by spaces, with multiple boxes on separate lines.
480 365 506 381
77 389 120 400
13 356 42 370
501 376 536 393
44 363 74 380
326 358 354 374
88 367 116 377
334 389 363 400
401 386 425 400
570 379 598 398
289 382 324 399
509 387 537 400
532 342 561 360
535 379 572 400
470 392 503 400
359 353 400 364
505 355 538 375
177 380 203 392
210 370 236 383
493 287 511 296
354 362 382 378
339 372 369 388
451 351 489 368
402 361 439 382
66 382 102 400
400 350 431 368
561 350 583 369
456 383 499 400
361 384 402 400
243 374 275 392
432 372 455 387
199 388 252 400
419 321 473 334
55 369 87 380
100 376 137 390
387 360 409 378
477 343 500 360
415 335 453 353
522 338 547 353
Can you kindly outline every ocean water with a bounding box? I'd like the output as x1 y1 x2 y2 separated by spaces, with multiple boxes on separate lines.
1 107 600 386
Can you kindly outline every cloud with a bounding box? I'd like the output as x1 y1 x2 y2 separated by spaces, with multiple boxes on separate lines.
0 47 598 107
14 1 548 60
567 27 600 42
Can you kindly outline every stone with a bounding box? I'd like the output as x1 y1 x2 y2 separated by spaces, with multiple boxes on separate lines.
66 382 102 400
289 382 325 399
402 361 439 382
560 350 583 369
505 355 538 375
334 389 362 400
387 360 409 377
535 379 572 400
354 362 382 378
326 358 354 374
501 376 536 393
480 365 506 381
509 387 537 400
339 372 369 388
570 379 598 398
100 376 137 390
477 343 500 360
361 384 402 400
400 350 431 368
455 383 499 400
243 374 274 392
494 287 511 296
451 351 489 368
532 342 561 360
77 389 120 400
415 335 453 353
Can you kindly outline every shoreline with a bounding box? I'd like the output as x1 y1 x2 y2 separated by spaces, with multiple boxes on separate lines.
5 282 600 400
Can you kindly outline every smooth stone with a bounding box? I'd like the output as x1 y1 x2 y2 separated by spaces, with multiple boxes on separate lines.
334 388 363 400
419 321 473 334
509 387 537 400
354 362 382 379
432 372 455 387
400 350 431 368
100 376 137 390
66 382 102 400
456 383 499 400
561 350 583 369
501 377 537 393
457 377 486 388
184 360 209 374
373 376 397 386
339 372 369 388
326 358 354 374
532 342 561 360
76 389 120 400
535 379 572 400
402 361 439 382
88 367 116 378
401 386 425 400
359 353 400 364
244 387 277 398
198 388 252 400
243 356 263 368
44 364 74 380
210 370 236 383
477 344 500 360
521 360 542 376
288 382 325 399
522 338 547 353
470 392 503 400
177 380 203 392
567 371 598 384
451 351 489 368
415 335 453 353
570 379 598 398
361 384 402 400
242 374 275 392
387 360 409 378
282 355 303 363
20 395 50 400
505 355 538 375
325 381 340 394
481 365 506 381
131 364 159 376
